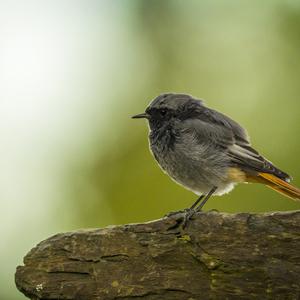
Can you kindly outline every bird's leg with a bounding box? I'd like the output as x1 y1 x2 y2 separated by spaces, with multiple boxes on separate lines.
189 194 205 210
195 186 217 212
165 194 205 218
181 187 217 228
180 194 205 228
166 188 217 229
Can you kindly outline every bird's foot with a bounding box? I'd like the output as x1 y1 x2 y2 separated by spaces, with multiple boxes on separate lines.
181 208 197 228
165 208 197 229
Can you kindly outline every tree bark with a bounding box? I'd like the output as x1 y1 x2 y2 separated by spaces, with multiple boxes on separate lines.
15 211 300 300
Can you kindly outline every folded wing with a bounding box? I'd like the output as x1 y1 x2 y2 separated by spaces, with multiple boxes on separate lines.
185 106 291 182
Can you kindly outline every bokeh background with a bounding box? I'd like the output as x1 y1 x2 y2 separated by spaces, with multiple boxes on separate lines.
1 1 300 299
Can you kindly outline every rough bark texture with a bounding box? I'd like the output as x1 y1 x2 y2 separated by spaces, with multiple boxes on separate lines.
15 210 300 300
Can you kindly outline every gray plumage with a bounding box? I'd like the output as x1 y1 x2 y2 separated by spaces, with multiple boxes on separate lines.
133 93 290 198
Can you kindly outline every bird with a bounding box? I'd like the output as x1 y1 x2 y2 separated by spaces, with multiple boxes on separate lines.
132 93 300 215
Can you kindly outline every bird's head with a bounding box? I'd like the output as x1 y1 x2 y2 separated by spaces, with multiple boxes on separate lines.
132 93 203 130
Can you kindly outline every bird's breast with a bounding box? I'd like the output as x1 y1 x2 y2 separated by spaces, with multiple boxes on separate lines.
149 129 232 195
149 125 178 152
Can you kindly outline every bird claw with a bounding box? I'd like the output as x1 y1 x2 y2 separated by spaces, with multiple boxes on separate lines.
165 208 197 229
181 208 197 228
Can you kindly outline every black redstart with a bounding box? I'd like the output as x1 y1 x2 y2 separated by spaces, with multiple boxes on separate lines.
132 93 300 213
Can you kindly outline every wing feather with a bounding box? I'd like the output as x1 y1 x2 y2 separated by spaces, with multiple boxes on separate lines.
182 106 291 181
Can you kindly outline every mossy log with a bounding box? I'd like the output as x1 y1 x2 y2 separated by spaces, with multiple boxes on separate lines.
15 210 300 300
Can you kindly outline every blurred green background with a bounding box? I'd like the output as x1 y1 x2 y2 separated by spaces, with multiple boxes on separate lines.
1 0 299 299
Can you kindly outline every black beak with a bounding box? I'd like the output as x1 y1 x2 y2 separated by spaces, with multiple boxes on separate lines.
131 112 149 119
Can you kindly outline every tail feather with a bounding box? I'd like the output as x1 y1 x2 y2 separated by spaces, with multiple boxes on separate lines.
258 172 300 201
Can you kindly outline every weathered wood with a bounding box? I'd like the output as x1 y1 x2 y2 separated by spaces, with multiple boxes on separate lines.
15 211 300 300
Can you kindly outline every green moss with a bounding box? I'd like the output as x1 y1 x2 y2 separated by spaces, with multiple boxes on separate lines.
178 234 191 242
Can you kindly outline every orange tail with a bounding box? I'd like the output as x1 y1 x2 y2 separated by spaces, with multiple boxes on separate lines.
257 173 300 201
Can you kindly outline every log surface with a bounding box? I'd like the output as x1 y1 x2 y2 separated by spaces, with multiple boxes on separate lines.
15 211 300 300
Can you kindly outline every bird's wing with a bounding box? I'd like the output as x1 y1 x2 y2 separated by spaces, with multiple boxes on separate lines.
182 107 290 181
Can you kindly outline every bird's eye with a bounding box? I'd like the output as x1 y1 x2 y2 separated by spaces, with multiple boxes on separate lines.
160 109 167 116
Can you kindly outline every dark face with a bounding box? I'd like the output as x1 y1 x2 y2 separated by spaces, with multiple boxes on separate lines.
145 106 173 130
132 93 203 130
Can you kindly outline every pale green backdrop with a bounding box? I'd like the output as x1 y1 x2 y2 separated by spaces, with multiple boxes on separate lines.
1 1 299 299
